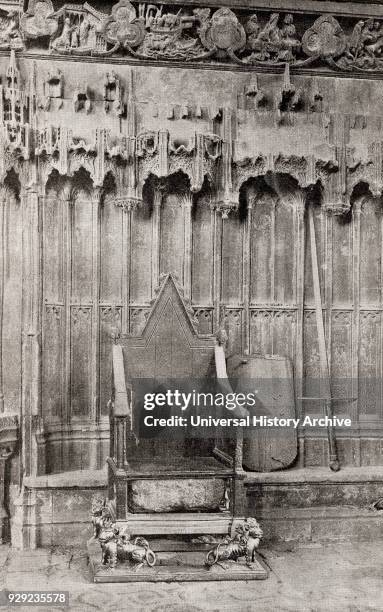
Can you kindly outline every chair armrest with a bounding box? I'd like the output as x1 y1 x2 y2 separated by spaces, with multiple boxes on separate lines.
214 345 248 419
112 344 131 418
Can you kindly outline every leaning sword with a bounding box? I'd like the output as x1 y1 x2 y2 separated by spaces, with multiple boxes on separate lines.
308 203 341 472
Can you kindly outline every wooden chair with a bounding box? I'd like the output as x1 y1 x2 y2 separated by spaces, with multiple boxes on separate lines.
107 275 245 537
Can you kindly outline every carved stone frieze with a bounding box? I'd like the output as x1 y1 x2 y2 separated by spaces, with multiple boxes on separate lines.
9 1 383 73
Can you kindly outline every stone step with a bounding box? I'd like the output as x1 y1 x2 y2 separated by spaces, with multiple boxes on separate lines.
258 505 383 543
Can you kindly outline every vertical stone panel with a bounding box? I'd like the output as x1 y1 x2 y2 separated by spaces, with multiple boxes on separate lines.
2 191 22 413
359 311 381 418
250 311 273 355
194 309 213 334
359 198 381 307
42 195 64 423
159 194 184 280
191 198 213 305
274 200 295 304
330 311 352 410
70 307 92 417
130 204 152 303
273 311 296 362
332 216 353 306
42 197 64 304
221 211 243 305
71 196 93 303
100 198 123 304
130 308 150 335
42 306 64 420
304 205 325 305
250 196 272 304
303 310 322 415
223 309 242 355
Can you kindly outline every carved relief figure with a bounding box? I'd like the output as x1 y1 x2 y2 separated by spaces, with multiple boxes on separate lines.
244 12 300 63
338 18 383 68
79 15 91 47
280 14 301 60
245 14 261 50
51 17 71 50
51 4 107 54
103 71 124 115
138 5 204 59
0 10 23 49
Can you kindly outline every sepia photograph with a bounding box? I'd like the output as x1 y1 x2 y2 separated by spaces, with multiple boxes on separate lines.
0 0 382 609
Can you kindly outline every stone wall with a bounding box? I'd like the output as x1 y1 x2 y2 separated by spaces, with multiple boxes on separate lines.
1 0 383 546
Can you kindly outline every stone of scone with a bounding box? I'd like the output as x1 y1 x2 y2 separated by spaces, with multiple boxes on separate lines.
128 479 225 513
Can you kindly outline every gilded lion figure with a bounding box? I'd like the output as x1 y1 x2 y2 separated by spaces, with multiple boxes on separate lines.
205 517 263 568
91 498 157 570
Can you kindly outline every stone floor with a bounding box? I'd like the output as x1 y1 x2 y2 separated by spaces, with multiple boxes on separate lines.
0 541 381 611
